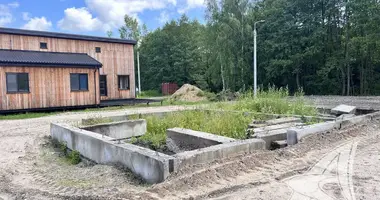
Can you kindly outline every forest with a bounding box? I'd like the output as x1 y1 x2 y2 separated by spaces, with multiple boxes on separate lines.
117 0 380 96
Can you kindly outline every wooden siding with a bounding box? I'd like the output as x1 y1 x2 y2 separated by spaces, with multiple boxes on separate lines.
0 66 99 111
0 33 135 101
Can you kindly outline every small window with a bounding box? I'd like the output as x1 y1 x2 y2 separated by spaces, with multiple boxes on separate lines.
70 73 88 91
95 47 101 53
40 42 48 49
118 75 130 90
6 73 29 93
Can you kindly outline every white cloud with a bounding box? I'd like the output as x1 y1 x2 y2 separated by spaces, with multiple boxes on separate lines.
178 0 205 14
58 0 177 32
158 11 170 24
7 2 19 8
0 4 13 26
22 12 30 21
22 17 52 31
58 7 104 32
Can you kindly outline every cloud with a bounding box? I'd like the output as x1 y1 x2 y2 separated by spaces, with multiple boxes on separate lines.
22 17 52 31
178 0 205 14
0 4 13 26
7 2 19 8
58 7 104 32
158 11 170 24
22 12 30 21
58 0 177 32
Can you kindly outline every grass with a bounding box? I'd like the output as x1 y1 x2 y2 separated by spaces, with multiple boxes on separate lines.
0 112 57 120
132 110 258 150
81 115 113 126
137 90 163 98
212 87 317 116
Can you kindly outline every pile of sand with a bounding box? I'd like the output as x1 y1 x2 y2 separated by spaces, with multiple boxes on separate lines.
170 84 207 102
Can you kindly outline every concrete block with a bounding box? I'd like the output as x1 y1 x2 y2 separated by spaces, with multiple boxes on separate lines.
167 128 235 151
266 117 302 125
174 139 265 168
253 123 303 134
289 121 340 142
287 129 298 146
51 123 174 184
254 129 288 149
272 140 287 149
331 104 357 115
82 120 147 139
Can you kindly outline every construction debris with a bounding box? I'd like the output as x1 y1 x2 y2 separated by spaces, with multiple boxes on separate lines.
331 104 357 115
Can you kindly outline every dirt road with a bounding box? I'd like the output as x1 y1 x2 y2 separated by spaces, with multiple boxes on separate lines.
0 106 379 200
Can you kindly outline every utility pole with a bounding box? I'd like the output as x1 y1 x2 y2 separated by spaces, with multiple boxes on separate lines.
253 20 265 97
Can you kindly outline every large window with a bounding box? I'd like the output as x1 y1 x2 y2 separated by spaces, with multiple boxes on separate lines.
70 73 88 91
118 75 130 90
6 73 29 93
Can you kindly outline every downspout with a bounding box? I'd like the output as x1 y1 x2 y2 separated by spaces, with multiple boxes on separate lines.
94 69 97 106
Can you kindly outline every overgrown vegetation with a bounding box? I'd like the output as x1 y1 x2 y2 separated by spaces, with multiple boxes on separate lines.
213 87 318 116
57 142 81 165
132 110 255 150
130 88 316 150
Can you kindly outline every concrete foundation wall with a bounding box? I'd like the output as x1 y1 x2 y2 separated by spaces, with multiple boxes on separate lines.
167 128 236 151
174 139 265 168
82 120 146 139
51 123 174 184
255 129 287 149
82 115 129 125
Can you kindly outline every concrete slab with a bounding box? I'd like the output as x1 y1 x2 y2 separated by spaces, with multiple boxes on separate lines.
253 123 304 134
51 123 174 184
331 105 357 115
174 139 265 168
167 128 235 151
82 120 147 139
266 117 302 125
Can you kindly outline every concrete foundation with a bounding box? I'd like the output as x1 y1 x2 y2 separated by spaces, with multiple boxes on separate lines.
254 129 288 149
82 120 147 139
82 115 129 125
174 139 265 168
51 123 174 184
266 117 302 125
167 128 235 151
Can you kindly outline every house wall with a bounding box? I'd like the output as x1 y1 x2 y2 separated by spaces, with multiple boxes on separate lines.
0 66 99 111
0 33 135 101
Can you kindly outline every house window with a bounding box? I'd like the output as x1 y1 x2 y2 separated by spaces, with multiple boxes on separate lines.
118 75 130 90
70 73 88 91
40 42 48 49
95 47 101 53
6 73 29 93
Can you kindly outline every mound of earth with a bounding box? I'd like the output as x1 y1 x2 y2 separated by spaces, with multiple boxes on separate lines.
170 84 207 102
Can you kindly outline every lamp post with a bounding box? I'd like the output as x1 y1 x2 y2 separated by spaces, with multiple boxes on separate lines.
253 20 265 97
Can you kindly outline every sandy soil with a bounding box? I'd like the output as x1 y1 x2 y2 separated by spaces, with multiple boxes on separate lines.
0 105 380 200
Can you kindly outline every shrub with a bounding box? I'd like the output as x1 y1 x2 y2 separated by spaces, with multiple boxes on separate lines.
67 150 81 165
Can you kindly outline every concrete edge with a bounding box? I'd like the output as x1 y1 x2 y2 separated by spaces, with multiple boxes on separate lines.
167 128 236 144
174 139 265 168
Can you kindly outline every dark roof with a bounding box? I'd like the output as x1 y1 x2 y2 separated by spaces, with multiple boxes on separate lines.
0 27 137 45
0 49 102 68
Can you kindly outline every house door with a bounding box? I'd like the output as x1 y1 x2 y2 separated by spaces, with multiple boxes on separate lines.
99 75 107 96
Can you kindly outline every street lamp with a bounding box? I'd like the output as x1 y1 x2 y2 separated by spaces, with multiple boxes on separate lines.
253 20 265 98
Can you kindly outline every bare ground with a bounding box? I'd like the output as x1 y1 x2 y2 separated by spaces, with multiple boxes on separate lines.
0 105 380 200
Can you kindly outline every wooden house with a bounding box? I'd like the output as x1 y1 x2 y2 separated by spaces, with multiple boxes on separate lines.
0 27 136 113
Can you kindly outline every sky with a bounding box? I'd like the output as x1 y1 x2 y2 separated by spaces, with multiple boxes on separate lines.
0 0 206 37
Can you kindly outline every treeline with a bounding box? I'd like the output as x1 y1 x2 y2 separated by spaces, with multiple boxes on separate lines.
123 0 380 95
